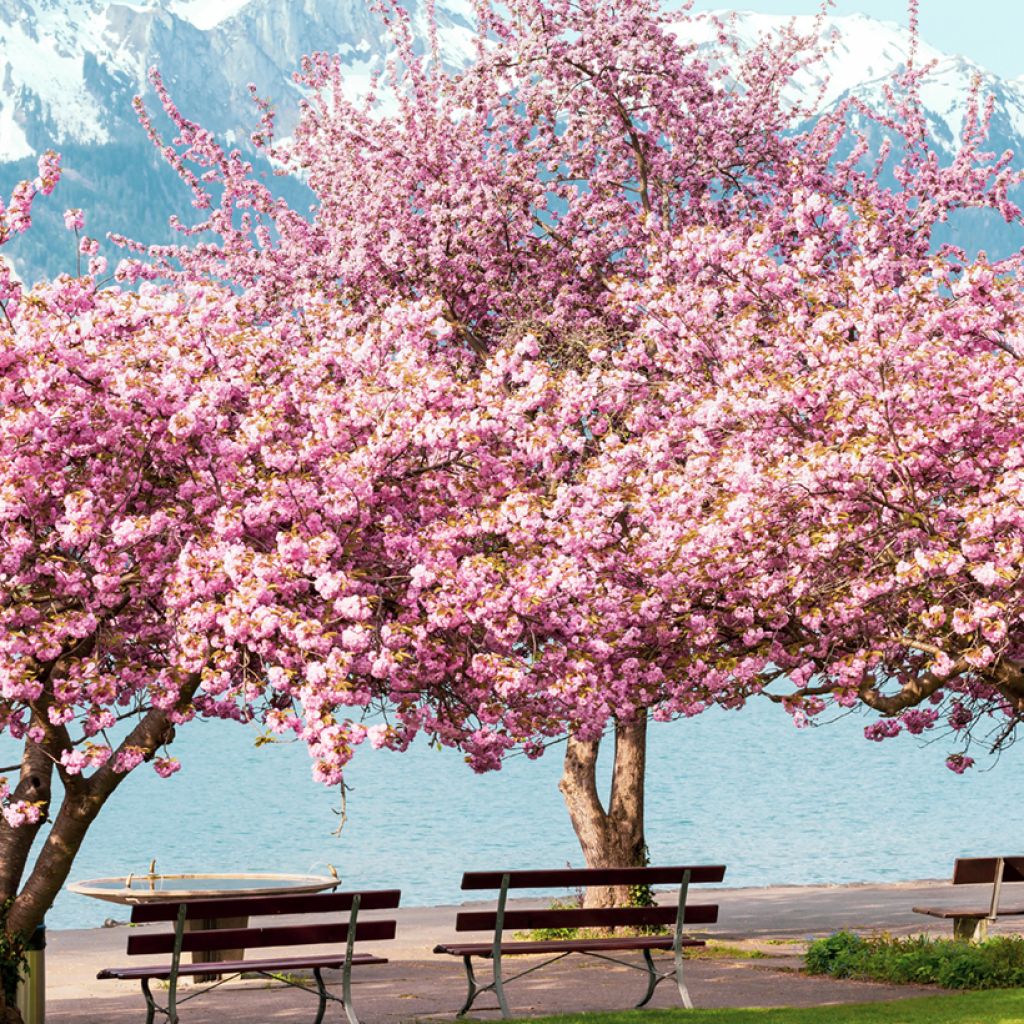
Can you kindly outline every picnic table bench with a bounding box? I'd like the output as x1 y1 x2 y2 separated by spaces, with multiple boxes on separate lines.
433 865 725 1017
97 888 400 1024
914 857 1024 941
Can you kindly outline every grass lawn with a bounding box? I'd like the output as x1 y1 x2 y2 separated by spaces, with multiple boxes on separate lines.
477 989 1024 1024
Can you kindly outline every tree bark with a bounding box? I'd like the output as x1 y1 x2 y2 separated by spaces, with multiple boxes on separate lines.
0 673 200 1024
5 695 188 938
558 716 647 908
0 727 61 1024
0 741 54 907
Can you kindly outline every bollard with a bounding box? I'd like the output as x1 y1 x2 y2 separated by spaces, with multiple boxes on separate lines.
14 924 44 1024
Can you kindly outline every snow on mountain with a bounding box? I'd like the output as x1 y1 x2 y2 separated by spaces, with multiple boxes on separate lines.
0 0 480 161
675 11 937 111
169 0 254 31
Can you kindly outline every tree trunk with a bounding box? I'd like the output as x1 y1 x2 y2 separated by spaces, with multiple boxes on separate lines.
7 787 109 938
0 673 199 941
0 654 199 1024
0 733 59 1024
558 716 647 908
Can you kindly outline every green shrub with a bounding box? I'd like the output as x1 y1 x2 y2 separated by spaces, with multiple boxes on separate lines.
805 931 1024 990
804 931 866 977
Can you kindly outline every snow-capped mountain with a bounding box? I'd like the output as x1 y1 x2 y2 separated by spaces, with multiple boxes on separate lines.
0 2 1022 279
0 0 477 159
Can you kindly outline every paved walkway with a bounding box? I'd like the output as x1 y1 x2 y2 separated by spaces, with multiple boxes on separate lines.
45 879 1021 1022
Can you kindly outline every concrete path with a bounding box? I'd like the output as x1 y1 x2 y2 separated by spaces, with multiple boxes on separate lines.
43 879 1019 1022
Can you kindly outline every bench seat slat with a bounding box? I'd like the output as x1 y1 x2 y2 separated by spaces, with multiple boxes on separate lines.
98 952 388 982
435 936 706 957
460 866 725 890
455 904 717 932
127 919 397 956
912 905 1024 919
129 889 400 924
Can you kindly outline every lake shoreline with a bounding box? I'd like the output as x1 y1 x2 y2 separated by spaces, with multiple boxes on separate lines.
57 874 953 934
31 703 1024 930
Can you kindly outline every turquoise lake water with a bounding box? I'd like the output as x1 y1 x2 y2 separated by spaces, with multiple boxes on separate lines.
10 701 1024 930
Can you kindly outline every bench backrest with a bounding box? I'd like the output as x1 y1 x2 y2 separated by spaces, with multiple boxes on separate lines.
455 866 724 935
125 889 400 957
460 867 725 890
952 858 1024 919
952 858 1024 886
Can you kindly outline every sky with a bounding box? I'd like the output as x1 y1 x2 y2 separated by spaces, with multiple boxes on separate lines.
693 2 1022 79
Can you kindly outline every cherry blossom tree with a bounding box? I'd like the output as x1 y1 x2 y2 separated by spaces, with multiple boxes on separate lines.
4 5 1024 975
650 153 1024 771
0 223 290 942
114 0 845 904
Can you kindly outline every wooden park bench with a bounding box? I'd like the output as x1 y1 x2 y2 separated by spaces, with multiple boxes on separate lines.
97 888 400 1024
913 857 1024 941
433 865 725 1017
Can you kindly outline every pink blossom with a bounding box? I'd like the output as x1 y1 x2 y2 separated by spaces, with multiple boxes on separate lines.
900 708 939 735
153 757 181 778
59 745 112 775
864 720 902 742
366 724 392 750
0 0 1021 888
970 563 1001 588
112 747 146 774
948 703 973 731
2 801 43 828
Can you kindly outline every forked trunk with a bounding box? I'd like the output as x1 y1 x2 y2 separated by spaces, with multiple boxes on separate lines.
0 673 199 1024
558 717 647 908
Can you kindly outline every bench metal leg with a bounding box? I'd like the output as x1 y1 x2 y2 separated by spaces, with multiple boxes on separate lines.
636 948 660 1008
458 955 482 1017
141 978 158 1024
492 952 510 1019
339 958 361 1024
166 979 179 1024
456 954 510 1018
634 947 692 1010
675 943 693 1009
312 967 331 1024
166 902 186 1024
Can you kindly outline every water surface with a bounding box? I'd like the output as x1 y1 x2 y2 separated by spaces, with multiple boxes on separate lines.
6 701 1021 929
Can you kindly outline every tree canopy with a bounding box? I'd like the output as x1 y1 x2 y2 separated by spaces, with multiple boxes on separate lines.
1 0 1023 938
